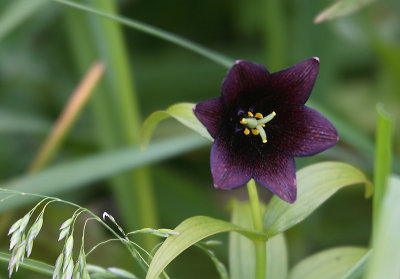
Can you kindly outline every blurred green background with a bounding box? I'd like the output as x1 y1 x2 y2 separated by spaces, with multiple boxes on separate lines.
0 0 399 278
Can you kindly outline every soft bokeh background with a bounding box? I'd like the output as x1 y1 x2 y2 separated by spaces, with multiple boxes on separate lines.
0 0 399 278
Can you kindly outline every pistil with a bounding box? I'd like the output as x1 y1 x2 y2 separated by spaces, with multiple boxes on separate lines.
240 111 276 143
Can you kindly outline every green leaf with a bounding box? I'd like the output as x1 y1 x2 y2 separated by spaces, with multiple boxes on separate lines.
0 0 47 41
266 233 288 279
314 0 375 24
342 250 371 279
365 176 400 279
140 103 213 150
0 251 53 276
288 247 368 279
146 216 267 279
263 162 371 237
229 200 257 279
372 104 392 231
0 135 208 213
229 200 287 279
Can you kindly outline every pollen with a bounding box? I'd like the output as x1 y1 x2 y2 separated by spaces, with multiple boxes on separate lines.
240 118 247 125
243 128 250 135
255 113 263 119
247 111 254 117
251 129 259 135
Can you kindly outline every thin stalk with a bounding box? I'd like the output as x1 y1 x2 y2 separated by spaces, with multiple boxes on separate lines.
246 179 266 279
52 0 234 68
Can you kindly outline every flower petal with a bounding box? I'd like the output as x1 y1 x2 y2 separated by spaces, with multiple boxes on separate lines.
269 57 319 105
221 60 270 105
210 136 252 189
268 105 339 157
193 98 223 138
253 153 297 203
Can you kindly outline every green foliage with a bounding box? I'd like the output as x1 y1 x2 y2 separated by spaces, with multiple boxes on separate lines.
52 0 234 68
373 105 392 229
366 176 400 279
0 135 208 213
146 216 267 279
314 0 375 23
140 103 213 151
263 162 371 237
229 200 288 279
288 247 369 279
342 250 371 279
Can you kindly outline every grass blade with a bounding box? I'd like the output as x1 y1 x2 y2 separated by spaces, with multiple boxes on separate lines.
0 135 209 213
52 0 234 68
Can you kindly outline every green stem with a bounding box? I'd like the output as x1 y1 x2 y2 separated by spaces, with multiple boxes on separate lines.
246 179 266 279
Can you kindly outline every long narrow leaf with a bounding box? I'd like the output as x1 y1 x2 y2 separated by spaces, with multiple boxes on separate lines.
0 135 209 213
146 216 267 279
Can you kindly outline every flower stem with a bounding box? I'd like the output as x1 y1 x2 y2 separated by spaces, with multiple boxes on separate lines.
246 179 266 279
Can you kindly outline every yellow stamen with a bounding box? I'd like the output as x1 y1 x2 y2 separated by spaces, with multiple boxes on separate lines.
247 111 254 117
255 112 263 119
243 128 250 135
251 129 259 135
261 124 265 127
240 118 247 125
262 139 267 143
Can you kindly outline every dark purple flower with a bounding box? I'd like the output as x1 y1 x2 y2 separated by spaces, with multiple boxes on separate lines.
193 58 338 203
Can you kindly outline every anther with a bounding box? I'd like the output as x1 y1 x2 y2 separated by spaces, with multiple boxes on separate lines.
244 128 250 135
240 118 247 125
247 111 254 117
251 129 259 135
255 113 263 119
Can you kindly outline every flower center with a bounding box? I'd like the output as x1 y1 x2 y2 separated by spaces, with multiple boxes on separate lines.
239 111 276 143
